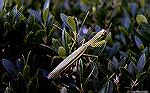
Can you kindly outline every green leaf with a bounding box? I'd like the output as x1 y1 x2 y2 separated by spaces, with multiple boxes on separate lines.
24 31 34 43
99 65 112 76
58 46 66 57
23 65 31 82
52 38 61 51
91 40 106 47
134 35 144 51
14 0 22 8
136 15 148 25
119 26 129 36
28 9 42 25
79 58 84 84
60 13 69 28
137 54 146 73
120 67 133 83
46 13 54 34
139 0 145 7
105 32 113 44
24 0 32 6
27 15 35 32
2 59 18 75
128 62 136 75
62 28 70 55
43 8 49 23
84 64 96 87
4 87 14 93
134 72 147 87
93 40 107 56
67 16 77 32
108 42 120 58
111 57 119 71
0 0 4 12
137 23 150 41
35 30 46 43
43 0 50 11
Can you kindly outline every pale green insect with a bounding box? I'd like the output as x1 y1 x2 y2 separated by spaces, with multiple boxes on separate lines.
47 29 107 79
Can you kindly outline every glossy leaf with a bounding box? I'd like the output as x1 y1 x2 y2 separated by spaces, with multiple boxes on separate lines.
28 9 42 25
108 42 120 58
91 40 106 47
93 40 106 56
58 46 66 57
67 16 77 32
79 58 83 84
105 32 113 44
139 0 145 7
16 59 23 71
136 15 148 24
52 38 61 51
137 23 150 41
137 54 146 73
43 0 50 11
106 81 113 93
111 57 119 71
134 35 144 51
119 32 126 46
62 28 70 55
130 3 137 16
60 13 70 28
121 15 130 30
119 26 129 36
14 0 22 8
128 62 136 75
95 25 101 32
0 0 3 12
2 59 18 75
43 8 49 23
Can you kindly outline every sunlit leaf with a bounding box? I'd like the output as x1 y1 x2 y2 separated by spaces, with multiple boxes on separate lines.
58 46 66 57
105 32 113 44
62 28 70 55
136 15 148 24
93 40 106 56
43 0 50 11
14 0 22 8
67 16 77 32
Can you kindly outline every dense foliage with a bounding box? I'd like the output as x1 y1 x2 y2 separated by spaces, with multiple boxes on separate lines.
0 0 150 93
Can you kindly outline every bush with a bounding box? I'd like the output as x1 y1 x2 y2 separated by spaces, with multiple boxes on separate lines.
0 0 150 93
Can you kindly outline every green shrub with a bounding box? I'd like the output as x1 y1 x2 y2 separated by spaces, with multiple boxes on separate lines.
0 0 150 93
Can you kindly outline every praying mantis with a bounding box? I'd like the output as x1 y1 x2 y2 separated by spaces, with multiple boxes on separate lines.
47 29 108 79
